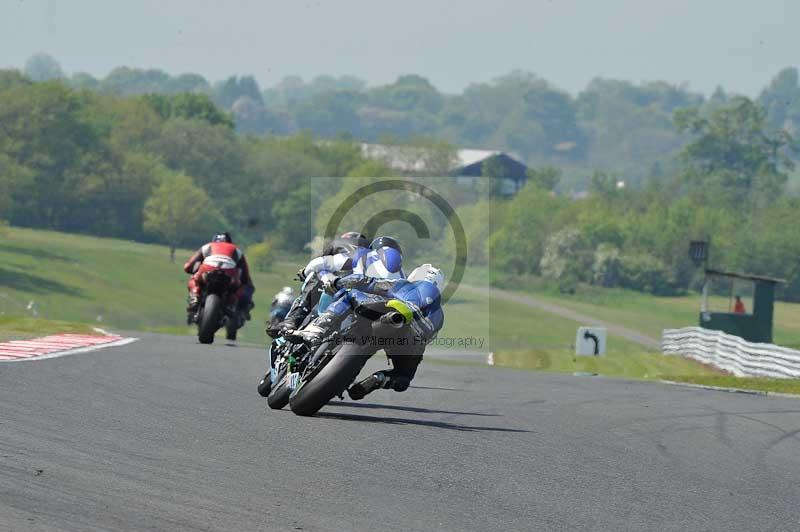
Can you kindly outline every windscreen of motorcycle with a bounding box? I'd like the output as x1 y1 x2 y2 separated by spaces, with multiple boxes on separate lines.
203 254 238 270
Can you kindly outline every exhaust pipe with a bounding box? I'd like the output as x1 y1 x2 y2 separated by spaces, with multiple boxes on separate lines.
379 311 406 329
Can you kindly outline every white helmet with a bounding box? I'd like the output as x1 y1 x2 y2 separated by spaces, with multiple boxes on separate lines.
408 264 444 289
280 286 294 296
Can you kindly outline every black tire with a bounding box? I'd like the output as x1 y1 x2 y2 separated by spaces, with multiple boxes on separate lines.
198 294 223 344
225 316 238 341
267 366 292 410
289 343 371 417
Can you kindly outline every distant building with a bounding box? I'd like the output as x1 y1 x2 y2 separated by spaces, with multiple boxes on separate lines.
360 143 528 196
452 149 528 195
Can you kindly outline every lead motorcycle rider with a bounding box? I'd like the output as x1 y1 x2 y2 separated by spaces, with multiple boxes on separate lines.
266 234 403 338
183 232 255 327
289 264 444 400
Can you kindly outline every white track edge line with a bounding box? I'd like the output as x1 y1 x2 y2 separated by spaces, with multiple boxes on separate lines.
658 379 800 400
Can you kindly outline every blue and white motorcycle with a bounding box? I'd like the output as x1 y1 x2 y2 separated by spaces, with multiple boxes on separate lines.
257 273 334 409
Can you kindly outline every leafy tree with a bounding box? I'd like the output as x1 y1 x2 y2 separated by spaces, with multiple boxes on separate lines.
143 173 224 261
369 75 444 113
0 154 34 221
0 69 31 90
0 80 100 229
153 118 246 203
526 166 561 191
239 136 327 244
171 73 210 93
487 182 567 274
141 93 233 128
69 72 100 90
758 68 800 132
212 75 263 108
101 67 170 95
294 90 365 137
24 53 64 81
675 96 796 207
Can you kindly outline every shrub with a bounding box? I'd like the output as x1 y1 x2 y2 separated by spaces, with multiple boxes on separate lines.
248 237 276 272
592 244 622 287
618 253 682 295
539 228 594 287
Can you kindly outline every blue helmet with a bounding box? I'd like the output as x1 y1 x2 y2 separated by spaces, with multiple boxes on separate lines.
376 247 403 274
370 236 403 274
370 236 401 254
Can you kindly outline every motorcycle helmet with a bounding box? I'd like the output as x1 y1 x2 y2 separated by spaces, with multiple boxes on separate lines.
370 236 401 254
408 264 444 289
212 232 233 243
368 236 403 275
280 286 295 297
340 231 370 249
322 231 371 256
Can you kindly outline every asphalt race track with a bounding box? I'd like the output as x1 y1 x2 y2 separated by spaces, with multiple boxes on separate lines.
2 333 800 531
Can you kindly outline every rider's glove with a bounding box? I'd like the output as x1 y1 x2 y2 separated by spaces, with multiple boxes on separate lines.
320 272 338 294
295 267 307 282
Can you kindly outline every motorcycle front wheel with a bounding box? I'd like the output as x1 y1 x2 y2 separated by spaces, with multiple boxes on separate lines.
267 365 292 410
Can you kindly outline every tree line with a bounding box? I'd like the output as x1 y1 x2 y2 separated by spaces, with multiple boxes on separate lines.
5 60 800 301
22 53 800 193
456 97 800 300
0 68 375 257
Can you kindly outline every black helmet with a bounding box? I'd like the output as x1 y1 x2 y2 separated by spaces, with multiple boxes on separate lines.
340 231 370 249
322 231 371 256
212 232 232 243
370 236 401 254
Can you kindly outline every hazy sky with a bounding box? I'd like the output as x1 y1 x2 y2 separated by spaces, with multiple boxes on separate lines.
2 0 798 95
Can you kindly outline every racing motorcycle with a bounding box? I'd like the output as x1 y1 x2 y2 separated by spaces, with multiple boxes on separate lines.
195 262 246 344
285 296 411 417
257 273 411 415
258 274 329 409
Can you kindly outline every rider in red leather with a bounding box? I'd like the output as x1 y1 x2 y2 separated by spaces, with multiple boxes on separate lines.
184 232 255 323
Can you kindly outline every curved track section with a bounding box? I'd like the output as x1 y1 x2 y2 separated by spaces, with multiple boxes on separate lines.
2 333 800 531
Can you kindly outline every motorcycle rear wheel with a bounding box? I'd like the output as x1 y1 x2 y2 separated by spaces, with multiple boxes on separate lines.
289 343 371 417
198 294 223 344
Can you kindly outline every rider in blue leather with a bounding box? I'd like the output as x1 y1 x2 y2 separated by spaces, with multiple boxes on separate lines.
290 264 445 400
267 231 375 337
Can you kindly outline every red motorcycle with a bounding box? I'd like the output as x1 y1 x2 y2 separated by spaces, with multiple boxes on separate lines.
194 256 246 344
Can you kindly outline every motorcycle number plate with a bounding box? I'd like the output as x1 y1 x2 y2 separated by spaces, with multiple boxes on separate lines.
288 372 301 390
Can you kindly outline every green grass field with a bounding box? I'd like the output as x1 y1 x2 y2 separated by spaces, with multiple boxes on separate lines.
2 226 794 392
0 227 298 345
0 316 96 342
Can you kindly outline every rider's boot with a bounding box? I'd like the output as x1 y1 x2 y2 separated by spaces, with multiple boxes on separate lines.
347 370 392 400
267 303 308 338
269 278 322 337
186 295 200 325
288 311 341 346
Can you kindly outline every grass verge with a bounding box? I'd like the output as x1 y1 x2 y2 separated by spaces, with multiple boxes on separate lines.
663 375 800 395
0 316 96 342
501 276 800 349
